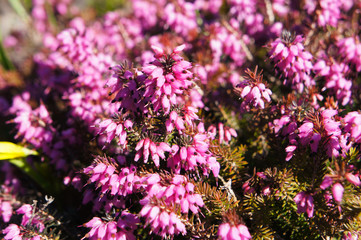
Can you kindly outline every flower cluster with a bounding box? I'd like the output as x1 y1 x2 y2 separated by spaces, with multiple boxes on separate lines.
234 66 272 110
2 0 361 239
218 222 251 240
337 36 361 72
268 33 314 92
313 59 352 105
294 191 314 217
304 0 343 27
84 212 139 240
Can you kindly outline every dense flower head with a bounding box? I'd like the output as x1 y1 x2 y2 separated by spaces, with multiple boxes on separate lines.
10 98 53 149
84 211 139 240
304 0 342 27
164 0 198 38
337 36 361 72
343 111 361 143
134 138 171 167
313 59 352 105
9 94 71 170
141 173 204 214
139 201 186 238
227 0 264 36
142 45 195 114
235 67 272 110
31 0 74 33
139 174 197 237
96 117 133 147
131 0 166 29
271 105 351 161
83 158 140 198
209 20 251 67
268 33 314 92
167 124 220 177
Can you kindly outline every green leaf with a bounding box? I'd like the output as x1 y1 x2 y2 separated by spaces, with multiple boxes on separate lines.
0 141 38 160
8 0 31 23
0 142 61 196
0 37 15 71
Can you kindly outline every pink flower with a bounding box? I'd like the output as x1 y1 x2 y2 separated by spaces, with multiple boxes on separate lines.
343 111 361 143
332 183 344 203
345 173 361 186
134 138 171 167
268 34 314 92
166 111 185 133
0 201 13 222
285 145 297 161
236 67 272 110
305 0 342 27
83 159 140 198
140 202 186 238
208 123 238 144
84 213 138 240
313 60 352 105
320 176 333 190
97 118 132 146
141 174 204 214
218 223 252 240
2 224 22 240
16 204 44 232
337 36 361 72
294 192 314 217
164 1 198 37
143 45 194 114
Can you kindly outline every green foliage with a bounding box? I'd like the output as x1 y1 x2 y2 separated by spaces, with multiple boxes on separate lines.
0 142 62 196
90 0 126 16
7 0 31 23
0 39 15 71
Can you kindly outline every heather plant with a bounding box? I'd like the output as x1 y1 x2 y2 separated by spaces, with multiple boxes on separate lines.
1 0 361 239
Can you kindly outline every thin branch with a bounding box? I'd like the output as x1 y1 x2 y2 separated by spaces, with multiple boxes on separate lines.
264 0 275 24
218 175 238 201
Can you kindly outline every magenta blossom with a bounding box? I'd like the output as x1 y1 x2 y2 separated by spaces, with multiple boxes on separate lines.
268 34 314 92
294 191 314 218
218 222 252 240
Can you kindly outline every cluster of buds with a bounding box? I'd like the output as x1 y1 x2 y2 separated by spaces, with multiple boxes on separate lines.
234 66 272 111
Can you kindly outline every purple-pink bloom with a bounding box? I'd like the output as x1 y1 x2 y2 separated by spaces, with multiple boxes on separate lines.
2 224 22 240
320 176 333 190
236 67 272 110
134 138 171 167
84 212 139 240
140 202 186 238
268 34 314 92
143 45 194 114
0 201 13 223
332 183 344 203
294 191 314 218
218 222 252 240
304 0 342 27
337 36 361 72
345 173 361 186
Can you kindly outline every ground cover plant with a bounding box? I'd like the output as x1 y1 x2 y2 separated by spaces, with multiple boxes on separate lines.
1 0 361 239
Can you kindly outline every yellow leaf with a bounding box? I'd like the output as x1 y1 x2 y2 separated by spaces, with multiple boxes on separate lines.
0 142 38 160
